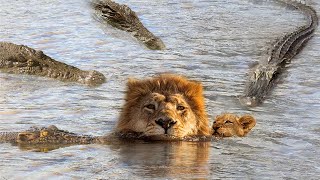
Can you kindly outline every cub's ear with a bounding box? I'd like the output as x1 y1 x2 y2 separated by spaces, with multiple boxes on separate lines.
238 115 256 135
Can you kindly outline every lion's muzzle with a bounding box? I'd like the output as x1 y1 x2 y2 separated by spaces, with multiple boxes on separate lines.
155 118 177 134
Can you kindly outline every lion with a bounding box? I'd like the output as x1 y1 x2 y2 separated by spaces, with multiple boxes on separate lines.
115 74 211 138
0 74 257 147
212 113 256 137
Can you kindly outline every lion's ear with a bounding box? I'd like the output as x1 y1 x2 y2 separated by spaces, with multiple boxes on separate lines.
238 115 256 135
126 78 141 91
127 78 146 96
125 78 149 101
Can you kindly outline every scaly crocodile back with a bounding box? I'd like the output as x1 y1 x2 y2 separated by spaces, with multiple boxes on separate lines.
91 0 140 32
0 42 106 86
0 125 102 145
0 132 19 143
268 0 318 65
240 0 318 107
91 0 166 50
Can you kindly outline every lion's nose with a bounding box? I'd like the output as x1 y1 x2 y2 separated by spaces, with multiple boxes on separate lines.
212 125 219 132
155 118 177 134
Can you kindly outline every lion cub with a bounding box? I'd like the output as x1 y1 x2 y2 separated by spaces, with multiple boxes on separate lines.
115 74 256 139
212 113 256 137
116 74 211 138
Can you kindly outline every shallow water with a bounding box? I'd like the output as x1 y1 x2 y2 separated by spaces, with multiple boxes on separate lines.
0 0 320 179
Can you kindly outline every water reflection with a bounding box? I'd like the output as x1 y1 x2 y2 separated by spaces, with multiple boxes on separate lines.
9 139 211 178
110 141 211 178
16 143 75 152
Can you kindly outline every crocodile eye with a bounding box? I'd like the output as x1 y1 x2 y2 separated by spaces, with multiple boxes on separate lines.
177 105 185 111
145 104 156 110
225 120 233 124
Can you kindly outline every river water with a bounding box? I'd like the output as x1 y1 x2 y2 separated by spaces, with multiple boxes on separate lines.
0 0 319 179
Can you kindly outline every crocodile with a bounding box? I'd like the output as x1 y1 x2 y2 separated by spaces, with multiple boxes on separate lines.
0 125 212 152
91 0 166 50
0 125 213 147
239 0 318 107
0 42 106 86
0 125 103 145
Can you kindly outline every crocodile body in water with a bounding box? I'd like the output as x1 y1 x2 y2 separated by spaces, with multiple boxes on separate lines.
0 42 106 86
0 125 216 151
0 125 112 151
239 0 318 107
0 125 103 145
91 0 166 50
0 125 214 147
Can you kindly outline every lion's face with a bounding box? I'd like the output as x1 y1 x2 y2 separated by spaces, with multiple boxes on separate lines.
138 93 198 137
212 114 256 137
116 74 211 138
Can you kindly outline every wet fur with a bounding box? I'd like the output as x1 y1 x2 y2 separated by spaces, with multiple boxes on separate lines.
212 113 256 137
116 74 211 137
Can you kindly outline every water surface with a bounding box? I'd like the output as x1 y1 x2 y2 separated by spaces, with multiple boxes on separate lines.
0 0 320 179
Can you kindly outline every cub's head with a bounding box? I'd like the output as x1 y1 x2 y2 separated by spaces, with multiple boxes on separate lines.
116 74 211 138
212 113 256 137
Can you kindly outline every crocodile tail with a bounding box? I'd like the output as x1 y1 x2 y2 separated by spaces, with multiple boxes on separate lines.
91 0 141 32
268 0 318 64
280 0 318 26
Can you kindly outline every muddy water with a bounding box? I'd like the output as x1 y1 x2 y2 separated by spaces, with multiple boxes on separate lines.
0 0 319 179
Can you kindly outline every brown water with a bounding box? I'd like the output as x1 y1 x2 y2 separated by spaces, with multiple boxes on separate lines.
0 0 320 179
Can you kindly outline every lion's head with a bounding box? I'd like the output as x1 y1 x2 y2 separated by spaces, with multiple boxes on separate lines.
116 74 211 138
212 113 256 137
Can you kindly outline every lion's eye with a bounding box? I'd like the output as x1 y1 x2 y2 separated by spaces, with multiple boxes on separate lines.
145 104 156 110
225 120 233 124
177 105 185 111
